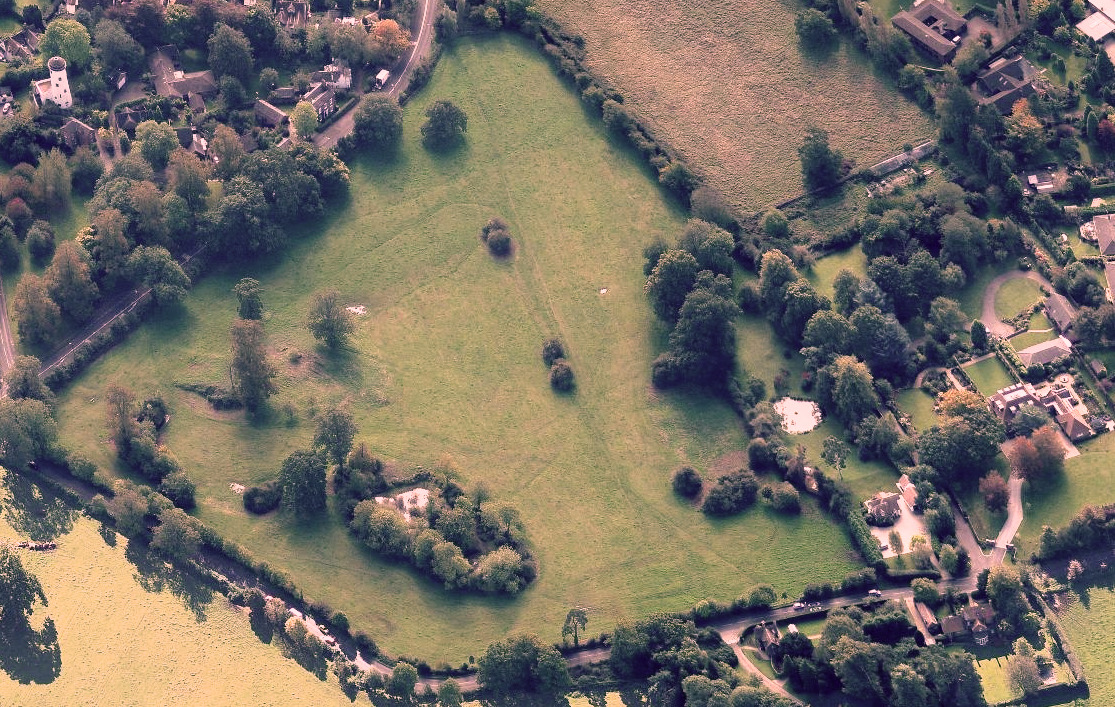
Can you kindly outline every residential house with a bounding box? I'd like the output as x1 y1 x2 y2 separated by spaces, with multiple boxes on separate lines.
1027 171 1055 193
940 614 967 640
255 99 288 127
863 492 902 525
188 91 206 115
1016 336 1073 368
971 56 1038 115
755 622 780 653
2 28 40 62
1105 261 1115 303
150 45 218 99
1045 292 1077 339
311 63 352 90
174 126 194 149
60 117 96 149
1095 213 1115 256
895 474 918 512
303 82 336 120
892 0 966 62
115 105 148 133
270 86 300 103
276 1 310 28
915 602 941 634
961 604 995 646
1078 0 1115 40
989 381 1095 441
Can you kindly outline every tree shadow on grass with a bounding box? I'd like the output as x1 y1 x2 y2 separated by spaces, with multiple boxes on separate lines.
1 471 78 541
97 521 118 548
124 539 214 622
798 38 838 64
0 616 62 685
248 604 275 645
314 345 367 389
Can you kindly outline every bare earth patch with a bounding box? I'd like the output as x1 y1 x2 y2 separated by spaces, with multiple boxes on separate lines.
229 483 246 494
346 305 367 315
375 488 431 523
773 397 822 434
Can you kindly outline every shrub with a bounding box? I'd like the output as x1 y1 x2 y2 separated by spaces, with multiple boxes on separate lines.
26 220 55 265
550 359 575 391
769 482 801 514
243 480 282 514
671 466 703 498
487 229 512 256
701 470 760 516
159 470 197 510
541 337 565 366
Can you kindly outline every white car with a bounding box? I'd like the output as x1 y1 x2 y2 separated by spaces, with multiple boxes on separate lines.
868 589 882 597
792 601 805 609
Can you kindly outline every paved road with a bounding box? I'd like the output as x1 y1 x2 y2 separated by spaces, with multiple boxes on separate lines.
314 0 438 150
981 270 1055 338
0 269 14 395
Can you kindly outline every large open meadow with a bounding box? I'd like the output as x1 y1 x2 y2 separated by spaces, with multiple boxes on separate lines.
0 469 361 706
53 35 861 664
534 0 933 210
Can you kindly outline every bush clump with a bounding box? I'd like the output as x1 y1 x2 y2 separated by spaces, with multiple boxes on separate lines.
701 470 760 516
672 466 703 498
549 359 575 392
541 337 565 366
244 480 283 514
481 217 512 256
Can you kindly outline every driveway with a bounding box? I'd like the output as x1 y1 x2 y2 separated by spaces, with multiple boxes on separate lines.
981 270 1054 338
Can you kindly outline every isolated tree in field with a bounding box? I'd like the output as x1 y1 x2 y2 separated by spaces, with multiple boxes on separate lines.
41 18 91 67
980 472 1010 512
645 249 699 322
307 289 354 349
386 661 418 699
549 359 575 391
562 607 588 647
822 435 849 469
279 448 327 517
672 466 703 498
541 337 564 366
0 546 47 629
230 319 277 411
46 241 98 322
289 101 319 141
208 23 253 84
352 96 403 150
12 273 60 347
127 246 191 305
134 120 178 171
3 356 51 405
151 507 202 560
233 277 264 319
105 384 138 449
314 406 357 465
799 126 843 192
795 8 837 45
421 100 467 149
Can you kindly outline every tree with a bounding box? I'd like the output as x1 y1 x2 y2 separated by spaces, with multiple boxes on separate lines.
1030 425 1066 481
32 149 71 211
26 220 55 267
541 337 565 366
159 470 196 509
151 507 202 560
1006 650 1042 696
562 607 588 647
209 124 246 179
94 19 144 74
671 466 703 498
677 219 734 275
799 126 843 192
307 288 355 349
352 96 403 150
980 472 1010 512
0 218 16 271
107 479 149 536
45 241 98 323
0 546 46 628
134 121 179 171
668 288 738 383
3 356 51 405
889 663 930 707
40 18 91 67
207 23 253 84
918 388 1005 483
386 661 418 699
478 634 572 699
70 148 104 196
644 249 699 322
127 246 191 305
549 359 575 391
795 8 838 45
350 501 411 557
12 273 60 347
819 355 878 428
911 578 940 605
230 319 277 411
233 278 263 319
437 678 463 707
168 149 210 216
421 100 468 149
0 397 57 469
970 319 988 350
368 18 411 64
289 101 319 141
314 406 357 465
279 449 327 517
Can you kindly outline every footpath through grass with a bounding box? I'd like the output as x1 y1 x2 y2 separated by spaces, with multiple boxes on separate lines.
54 35 861 664
0 469 360 706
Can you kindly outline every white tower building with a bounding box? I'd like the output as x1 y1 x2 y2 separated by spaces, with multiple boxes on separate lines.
34 56 72 109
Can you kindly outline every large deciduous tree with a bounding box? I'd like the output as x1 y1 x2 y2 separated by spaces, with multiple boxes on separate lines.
799 126 843 192
279 449 327 517
421 100 468 150
0 546 47 628
40 18 91 67
477 633 571 700
45 241 98 323
230 319 277 411
918 389 1005 483
135 121 180 171
289 101 319 141
3 356 52 405
644 249 699 322
207 23 253 84
313 406 356 465
232 277 263 319
352 96 403 150
12 273 60 347
306 289 354 349
127 245 190 305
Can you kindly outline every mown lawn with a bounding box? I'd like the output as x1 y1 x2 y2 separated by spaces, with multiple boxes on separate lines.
535 0 932 210
896 388 938 433
54 35 861 664
808 244 868 300
0 469 361 706
965 357 1015 397
1009 329 1060 351
957 261 1017 321
994 277 1043 321
794 418 896 502
1059 585 1115 706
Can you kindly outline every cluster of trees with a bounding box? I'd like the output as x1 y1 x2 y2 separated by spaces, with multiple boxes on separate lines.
1037 503 1115 560
918 389 1006 485
476 634 570 703
644 219 740 390
1006 424 1065 483
771 602 986 705
0 391 57 471
349 478 537 594
104 385 196 509
541 337 574 392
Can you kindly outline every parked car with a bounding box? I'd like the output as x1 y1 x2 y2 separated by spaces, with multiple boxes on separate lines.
792 601 805 609
868 589 882 597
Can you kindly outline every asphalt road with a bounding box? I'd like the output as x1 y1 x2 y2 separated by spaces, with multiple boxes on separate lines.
314 0 439 150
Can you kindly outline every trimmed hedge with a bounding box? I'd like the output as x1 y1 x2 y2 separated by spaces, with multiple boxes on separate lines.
43 299 153 391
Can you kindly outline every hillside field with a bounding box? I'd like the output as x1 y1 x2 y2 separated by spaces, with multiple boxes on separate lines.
0 469 361 706
53 35 862 664
534 0 933 210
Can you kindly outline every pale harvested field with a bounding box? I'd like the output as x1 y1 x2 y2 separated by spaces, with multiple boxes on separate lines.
537 0 934 210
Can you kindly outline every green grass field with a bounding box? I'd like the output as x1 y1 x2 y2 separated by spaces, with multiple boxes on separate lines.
794 418 896 502
0 469 361 706
994 277 1043 321
957 261 1017 321
535 0 932 211
808 245 868 300
965 357 1015 397
53 35 862 664
1 198 89 304
896 388 938 432
1009 329 1060 351
1059 586 1115 706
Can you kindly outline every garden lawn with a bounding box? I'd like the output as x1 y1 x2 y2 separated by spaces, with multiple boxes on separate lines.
794 418 896 502
957 261 1017 321
54 35 862 665
994 276 1042 321
944 644 1013 704
535 0 932 210
0 469 361 706
896 388 937 432
1009 329 1060 351
808 244 868 301
965 357 1015 397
